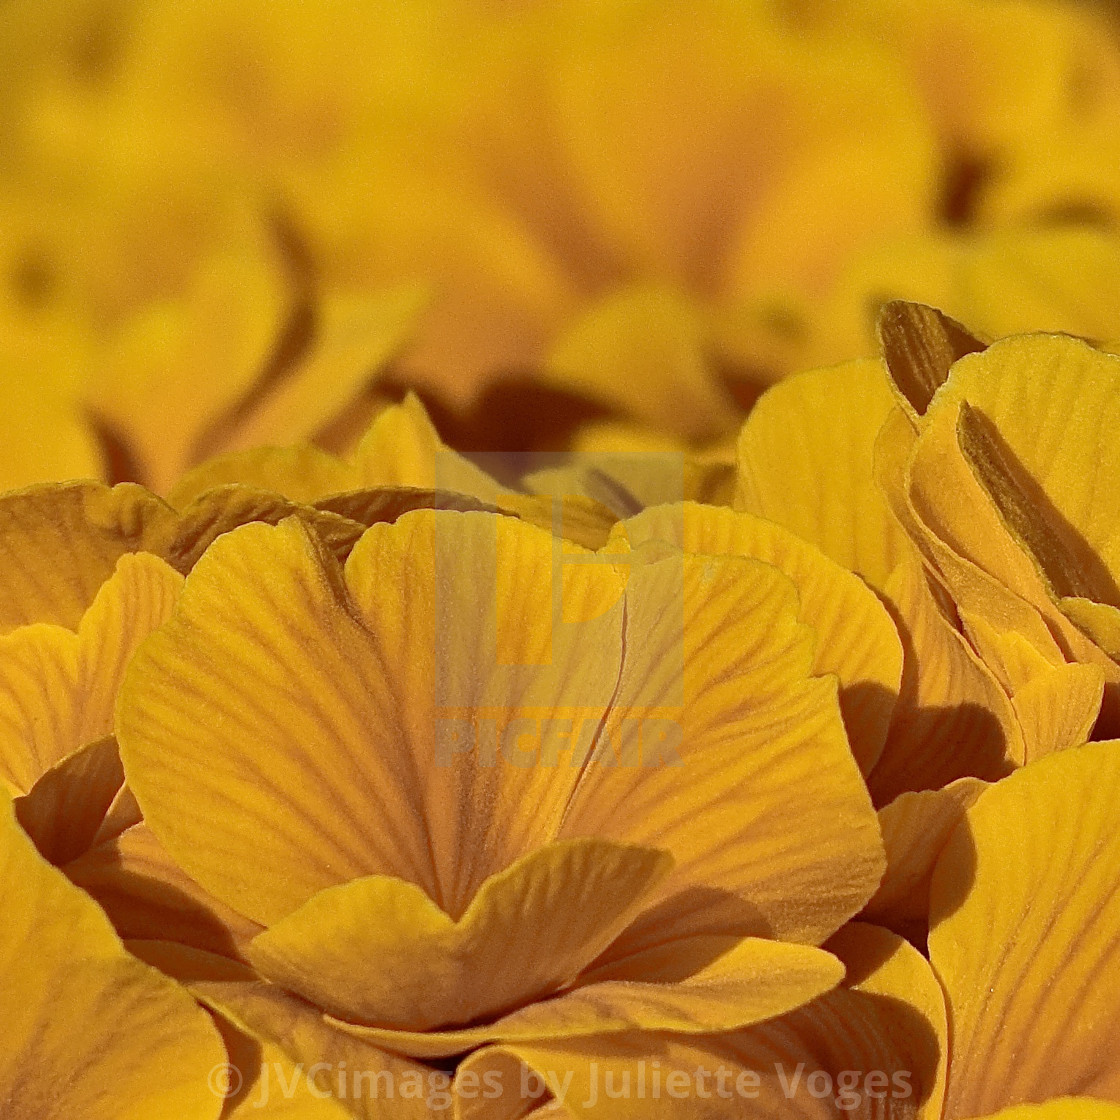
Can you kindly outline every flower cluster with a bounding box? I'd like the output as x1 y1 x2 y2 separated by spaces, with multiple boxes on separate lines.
3 2 1120 1119
2 304 1120 1118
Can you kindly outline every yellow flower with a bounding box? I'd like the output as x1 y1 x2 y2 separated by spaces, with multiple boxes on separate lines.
113 503 883 1062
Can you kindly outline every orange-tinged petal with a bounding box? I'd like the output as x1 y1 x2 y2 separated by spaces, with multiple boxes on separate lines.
862 777 988 942
930 741 1120 1116
0 481 177 633
559 549 884 949
0 798 225 1119
735 359 910 589
119 512 627 925
620 501 903 773
247 839 672 1032
330 936 845 1060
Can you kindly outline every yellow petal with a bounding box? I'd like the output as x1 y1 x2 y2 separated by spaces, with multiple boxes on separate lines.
559 548 885 949
314 487 501 525
350 394 506 498
971 1103 1120 1120
14 735 123 865
86 248 291 494
875 403 1065 664
166 485 366 570
247 839 672 1032
213 1014 355 1120
930 741 1120 1116
459 922 945 1119
0 481 176 633
735 359 910 589
65 821 263 961
621 501 903 773
330 936 844 1059
220 285 426 454
870 555 1021 804
168 446 357 509
0 317 101 490
545 285 736 439
862 777 988 941
877 397 1112 759
119 512 627 925
876 299 986 420
1010 660 1105 762
0 551 182 795
497 492 619 552
134 943 441 1120
904 336 1120 728
0 797 225 1119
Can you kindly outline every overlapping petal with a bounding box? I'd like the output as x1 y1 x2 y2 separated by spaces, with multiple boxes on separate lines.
0 796 226 1119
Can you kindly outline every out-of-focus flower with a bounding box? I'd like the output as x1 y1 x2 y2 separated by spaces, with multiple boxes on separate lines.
459 740 1120 1118
5 0 1120 456
113 503 883 1063
0 792 227 1119
804 226 1120 370
0 225 425 494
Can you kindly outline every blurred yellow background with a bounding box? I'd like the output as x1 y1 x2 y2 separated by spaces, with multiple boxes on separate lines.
3 0 1120 490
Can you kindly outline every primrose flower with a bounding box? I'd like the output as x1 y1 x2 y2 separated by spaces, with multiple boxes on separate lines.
457 740 1120 1119
113 502 884 1068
